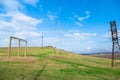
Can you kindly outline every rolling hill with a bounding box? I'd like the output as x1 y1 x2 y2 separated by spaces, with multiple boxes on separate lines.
0 47 120 80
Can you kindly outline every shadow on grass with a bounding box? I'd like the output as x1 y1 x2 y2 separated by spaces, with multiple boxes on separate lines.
34 64 47 80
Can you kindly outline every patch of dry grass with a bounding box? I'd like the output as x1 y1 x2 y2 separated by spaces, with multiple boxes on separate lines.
0 56 37 62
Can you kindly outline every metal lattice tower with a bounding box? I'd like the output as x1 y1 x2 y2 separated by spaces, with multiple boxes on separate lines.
110 21 120 67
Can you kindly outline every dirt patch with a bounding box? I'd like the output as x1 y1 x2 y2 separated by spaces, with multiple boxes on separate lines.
0 56 38 62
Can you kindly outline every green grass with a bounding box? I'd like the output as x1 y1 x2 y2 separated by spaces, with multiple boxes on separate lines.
0 47 120 80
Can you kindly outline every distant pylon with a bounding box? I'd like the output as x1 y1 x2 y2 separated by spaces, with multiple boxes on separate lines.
56 8 62 53
110 20 120 67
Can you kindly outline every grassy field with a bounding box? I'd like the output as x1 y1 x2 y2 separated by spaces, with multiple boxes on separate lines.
0 47 120 80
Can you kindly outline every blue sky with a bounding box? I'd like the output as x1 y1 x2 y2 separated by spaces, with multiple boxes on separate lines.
0 0 120 53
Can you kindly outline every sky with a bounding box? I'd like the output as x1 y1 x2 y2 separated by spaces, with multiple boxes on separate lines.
0 0 120 53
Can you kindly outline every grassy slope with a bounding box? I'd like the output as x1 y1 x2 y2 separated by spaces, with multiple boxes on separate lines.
0 47 120 80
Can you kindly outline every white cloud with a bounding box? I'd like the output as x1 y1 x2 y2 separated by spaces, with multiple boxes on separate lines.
85 11 90 15
0 0 42 31
64 32 96 39
47 14 57 21
14 31 42 39
78 15 90 21
0 0 43 47
23 0 39 7
47 11 57 21
0 0 23 12
64 33 72 37
73 11 90 22
86 47 91 50
74 22 83 27
81 33 96 37
0 12 42 46
0 12 42 31
73 33 80 36
73 33 82 39
72 11 90 27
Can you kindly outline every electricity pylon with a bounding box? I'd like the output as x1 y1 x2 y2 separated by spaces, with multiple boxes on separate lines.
110 20 120 67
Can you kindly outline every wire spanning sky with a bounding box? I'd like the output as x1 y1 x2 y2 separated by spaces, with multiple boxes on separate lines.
0 0 120 53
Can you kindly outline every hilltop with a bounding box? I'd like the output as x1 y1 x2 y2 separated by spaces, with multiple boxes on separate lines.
0 47 120 80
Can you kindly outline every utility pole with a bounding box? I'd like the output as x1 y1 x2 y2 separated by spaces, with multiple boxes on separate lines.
110 21 120 67
41 32 43 47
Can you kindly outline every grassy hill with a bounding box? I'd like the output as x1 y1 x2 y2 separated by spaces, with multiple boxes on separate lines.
0 47 120 80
